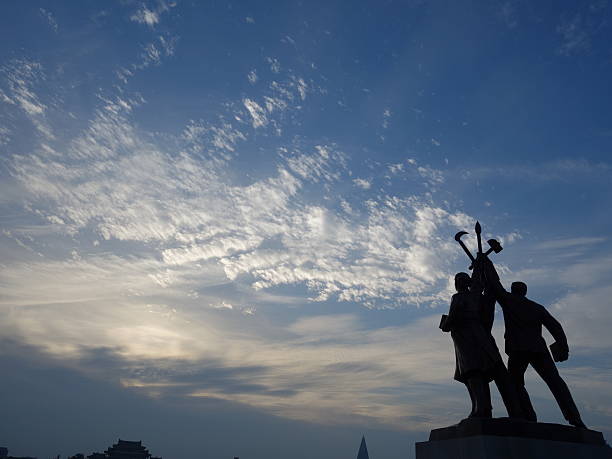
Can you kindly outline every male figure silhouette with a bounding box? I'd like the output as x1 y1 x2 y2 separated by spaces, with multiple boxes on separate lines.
441 261 523 419
482 256 586 428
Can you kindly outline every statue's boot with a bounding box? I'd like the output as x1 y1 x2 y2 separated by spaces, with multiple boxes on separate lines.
467 378 492 418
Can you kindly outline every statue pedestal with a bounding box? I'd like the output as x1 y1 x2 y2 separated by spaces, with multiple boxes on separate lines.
416 418 612 459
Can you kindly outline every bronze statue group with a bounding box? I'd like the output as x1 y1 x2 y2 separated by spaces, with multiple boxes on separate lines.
440 223 586 428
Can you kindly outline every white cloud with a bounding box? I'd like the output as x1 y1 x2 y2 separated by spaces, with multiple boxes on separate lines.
243 98 268 128
417 166 445 186
40 8 59 32
535 237 606 251
8 91 474 309
115 35 177 84
210 301 234 310
353 178 371 189
264 95 288 113
1 59 54 139
0 126 10 145
295 78 307 100
181 120 246 159
143 42 162 64
132 8 160 27
140 36 176 67
267 57 281 74
382 108 391 129
239 73 308 131
500 231 522 245
130 1 176 27
158 35 177 56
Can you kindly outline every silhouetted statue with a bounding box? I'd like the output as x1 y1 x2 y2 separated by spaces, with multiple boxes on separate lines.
440 259 524 419
481 256 586 428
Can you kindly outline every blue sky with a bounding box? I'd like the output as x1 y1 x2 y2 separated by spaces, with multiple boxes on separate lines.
1 1 612 458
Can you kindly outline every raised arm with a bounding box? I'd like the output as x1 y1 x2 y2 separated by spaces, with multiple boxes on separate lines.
480 255 510 300
480 290 496 332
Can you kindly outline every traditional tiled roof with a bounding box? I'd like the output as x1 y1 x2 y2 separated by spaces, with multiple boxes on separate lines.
96 439 161 459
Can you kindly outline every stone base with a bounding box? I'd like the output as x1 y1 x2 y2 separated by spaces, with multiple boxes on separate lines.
416 418 612 459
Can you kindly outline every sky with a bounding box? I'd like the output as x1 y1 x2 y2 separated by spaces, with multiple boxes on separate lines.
1 1 612 458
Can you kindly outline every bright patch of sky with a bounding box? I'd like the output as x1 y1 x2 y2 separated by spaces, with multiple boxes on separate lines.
1 1 612 458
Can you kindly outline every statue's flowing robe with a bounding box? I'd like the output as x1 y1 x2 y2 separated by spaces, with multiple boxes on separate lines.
446 290 503 383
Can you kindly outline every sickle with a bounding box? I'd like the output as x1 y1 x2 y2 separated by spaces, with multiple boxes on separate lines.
454 231 475 263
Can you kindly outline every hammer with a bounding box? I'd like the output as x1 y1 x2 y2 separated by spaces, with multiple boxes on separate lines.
468 239 503 269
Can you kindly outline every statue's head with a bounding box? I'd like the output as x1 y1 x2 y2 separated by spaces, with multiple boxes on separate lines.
454 272 471 292
511 281 527 297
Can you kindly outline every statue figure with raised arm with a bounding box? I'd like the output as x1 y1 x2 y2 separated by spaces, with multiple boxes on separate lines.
440 258 524 420
481 255 586 428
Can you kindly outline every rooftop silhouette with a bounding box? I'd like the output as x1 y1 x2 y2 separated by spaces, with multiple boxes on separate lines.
88 439 161 459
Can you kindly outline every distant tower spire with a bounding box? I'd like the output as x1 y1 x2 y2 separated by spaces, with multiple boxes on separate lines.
357 435 370 459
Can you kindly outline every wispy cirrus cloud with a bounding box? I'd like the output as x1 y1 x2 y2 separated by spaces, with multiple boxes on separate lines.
555 4 610 57
130 0 176 28
557 14 590 56
243 98 269 128
534 237 607 251
0 40 558 433
459 158 612 183
0 59 54 140
5 58 504 309
116 35 177 82
0 47 483 429
39 8 59 33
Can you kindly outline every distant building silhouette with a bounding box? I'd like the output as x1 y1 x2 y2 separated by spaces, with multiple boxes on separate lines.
68 455 85 459
88 439 161 459
357 435 370 459
0 449 35 459
0 448 35 459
